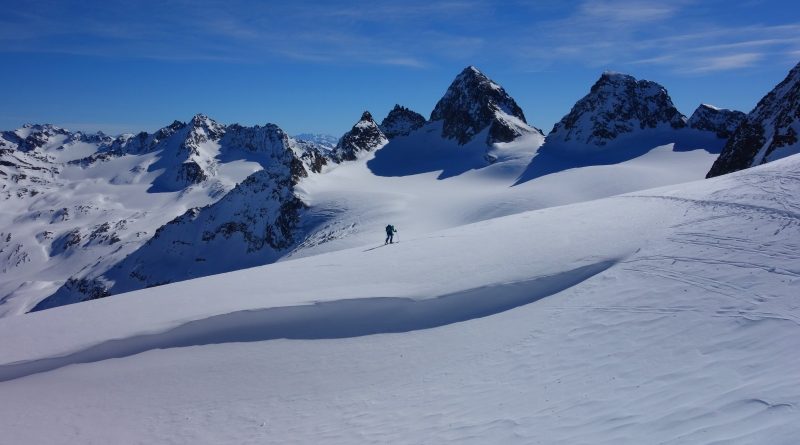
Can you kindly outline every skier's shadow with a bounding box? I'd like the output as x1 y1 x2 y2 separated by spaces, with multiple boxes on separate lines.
363 243 395 252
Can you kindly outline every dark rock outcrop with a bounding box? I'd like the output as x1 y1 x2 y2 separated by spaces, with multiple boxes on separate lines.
430 66 535 145
332 111 388 162
379 105 426 139
707 61 800 178
547 72 687 148
688 104 746 139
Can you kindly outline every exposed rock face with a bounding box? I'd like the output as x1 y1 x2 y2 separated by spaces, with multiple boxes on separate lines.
688 104 746 139
32 277 110 311
176 161 208 185
292 139 329 174
707 62 800 178
547 72 687 147
379 105 426 139
0 124 72 153
1 115 328 313
332 111 388 162
35 121 314 306
0 148 59 195
430 66 536 145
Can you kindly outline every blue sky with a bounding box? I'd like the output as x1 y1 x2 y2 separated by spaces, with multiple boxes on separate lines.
1 0 799 136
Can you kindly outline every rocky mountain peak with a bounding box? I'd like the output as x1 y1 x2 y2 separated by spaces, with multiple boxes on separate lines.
547 72 687 147
687 104 746 139
187 113 225 140
707 61 800 178
360 111 375 123
379 104 426 139
332 111 388 162
430 66 531 145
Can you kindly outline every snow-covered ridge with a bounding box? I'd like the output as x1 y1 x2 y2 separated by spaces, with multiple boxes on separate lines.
707 60 800 177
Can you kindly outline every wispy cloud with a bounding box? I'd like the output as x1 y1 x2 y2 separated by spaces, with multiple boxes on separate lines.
0 0 487 69
578 0 680 23
684 53 765 73
507 0 800 75
0 0 797 76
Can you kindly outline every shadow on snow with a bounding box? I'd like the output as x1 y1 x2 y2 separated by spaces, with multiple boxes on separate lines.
0 261 616 382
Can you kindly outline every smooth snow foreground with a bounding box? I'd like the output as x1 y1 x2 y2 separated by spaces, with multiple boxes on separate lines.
1 155 799 444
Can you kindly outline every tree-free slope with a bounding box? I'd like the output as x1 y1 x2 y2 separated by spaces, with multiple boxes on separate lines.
1 153 798 444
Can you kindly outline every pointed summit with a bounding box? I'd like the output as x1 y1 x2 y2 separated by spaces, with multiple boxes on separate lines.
360 111 375 122
187 113 225 139
190 113 210 124
332 110 388 162
707 61 800 178
547 72 686 148
430 66 534 145
379 105 426 139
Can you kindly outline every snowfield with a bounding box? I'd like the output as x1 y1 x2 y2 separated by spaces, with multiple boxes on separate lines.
289 129 720 259
1 151 798 444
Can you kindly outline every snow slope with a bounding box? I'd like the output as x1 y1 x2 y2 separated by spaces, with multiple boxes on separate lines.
295 130 718 258
1 153 798 444
2 67 733 314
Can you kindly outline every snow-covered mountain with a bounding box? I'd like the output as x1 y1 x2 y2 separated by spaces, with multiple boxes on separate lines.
0 116 329 315
331 111 388 162
517 72 730 183
0 67 742 315
707 61 800 178
2 151 798 444
545 72 687 150
32 123 329 311
430 66 542 145
687 104 746 139
378 104 426 139
4 64 799 443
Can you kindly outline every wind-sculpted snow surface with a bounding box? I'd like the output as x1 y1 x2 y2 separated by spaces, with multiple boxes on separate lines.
1 154 799 443
0 261 614 382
